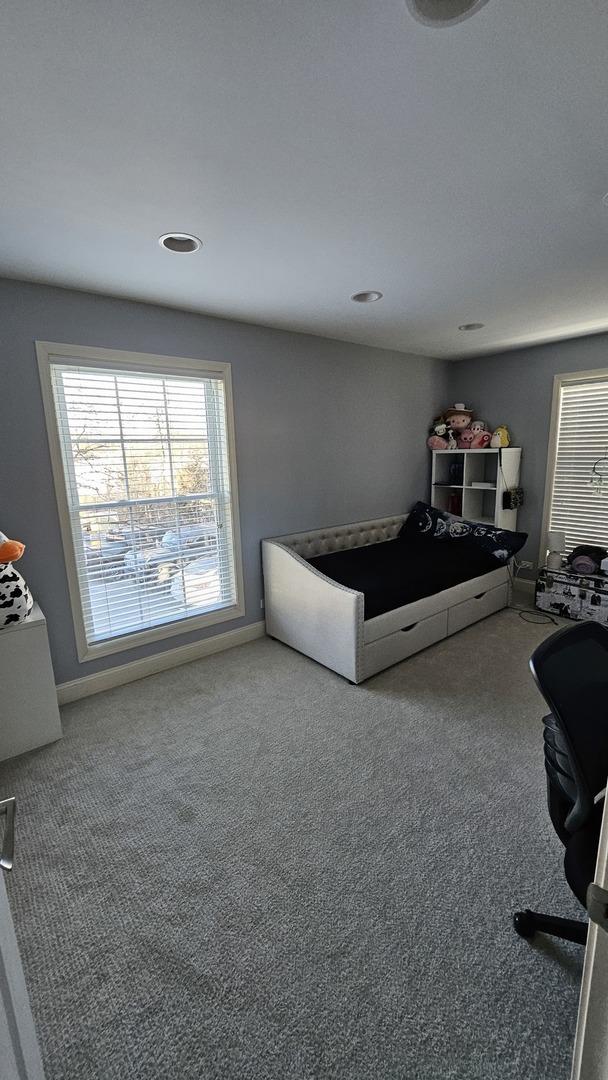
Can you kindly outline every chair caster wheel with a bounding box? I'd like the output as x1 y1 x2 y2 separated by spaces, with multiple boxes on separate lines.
513 910 536 939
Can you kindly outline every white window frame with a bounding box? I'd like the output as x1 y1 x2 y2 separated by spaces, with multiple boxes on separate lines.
540 366 608 569
37 341 245 662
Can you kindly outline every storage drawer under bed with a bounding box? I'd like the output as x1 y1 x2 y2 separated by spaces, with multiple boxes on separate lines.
360 583 509 680
361 610 448 680
447 582 509 636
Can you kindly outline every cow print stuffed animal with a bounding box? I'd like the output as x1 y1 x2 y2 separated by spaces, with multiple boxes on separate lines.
0 532 33 627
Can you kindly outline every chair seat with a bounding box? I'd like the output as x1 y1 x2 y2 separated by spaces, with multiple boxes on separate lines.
564 802 604 907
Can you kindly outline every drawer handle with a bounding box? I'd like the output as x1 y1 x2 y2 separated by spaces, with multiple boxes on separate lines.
401 623 419 632
474 592 487 600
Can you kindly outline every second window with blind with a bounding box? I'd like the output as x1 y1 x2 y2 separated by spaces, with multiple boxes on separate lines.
38 342 243 660
544 370 608 561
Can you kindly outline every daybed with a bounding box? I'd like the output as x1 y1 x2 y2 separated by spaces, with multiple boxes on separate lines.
262 507 523 683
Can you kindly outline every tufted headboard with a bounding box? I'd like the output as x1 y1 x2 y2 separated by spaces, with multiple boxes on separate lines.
265 514 407 560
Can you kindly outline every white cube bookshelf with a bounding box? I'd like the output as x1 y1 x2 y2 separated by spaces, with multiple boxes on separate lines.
431 448 522 530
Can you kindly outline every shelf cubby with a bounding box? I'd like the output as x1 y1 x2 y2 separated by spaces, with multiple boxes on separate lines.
430 448 522 530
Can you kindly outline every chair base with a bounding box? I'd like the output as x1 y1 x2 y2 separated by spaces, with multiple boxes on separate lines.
513 908 587 946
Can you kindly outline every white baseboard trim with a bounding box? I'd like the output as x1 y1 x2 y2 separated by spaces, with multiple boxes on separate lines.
57 621 266 705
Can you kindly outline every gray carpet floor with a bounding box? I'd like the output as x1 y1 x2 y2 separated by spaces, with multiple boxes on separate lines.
0 609 583 1080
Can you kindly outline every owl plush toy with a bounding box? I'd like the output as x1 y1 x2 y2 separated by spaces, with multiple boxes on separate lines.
0 532 33 627
490 425 511 448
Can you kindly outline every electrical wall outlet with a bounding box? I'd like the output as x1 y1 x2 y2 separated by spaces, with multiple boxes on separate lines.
260 598 265 609
519 560 534 570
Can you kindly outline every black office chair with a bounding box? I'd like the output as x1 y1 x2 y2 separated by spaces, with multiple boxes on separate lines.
513 620 608 947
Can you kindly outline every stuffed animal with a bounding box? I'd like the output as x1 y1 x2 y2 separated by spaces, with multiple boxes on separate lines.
427 418 448 450
472 431 491 449
567 546 608 576
0 532 33 628
457 427 475 449
427 417 457 451
490 425 510 448
470 419 491 449
444 405 474 435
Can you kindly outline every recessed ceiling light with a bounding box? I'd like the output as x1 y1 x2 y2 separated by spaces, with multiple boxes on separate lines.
158 233 202 254
458 322 485 331
351 291 383 303
406 0 491 27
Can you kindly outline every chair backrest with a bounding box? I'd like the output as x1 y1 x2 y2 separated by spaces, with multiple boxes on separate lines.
530 621 608 836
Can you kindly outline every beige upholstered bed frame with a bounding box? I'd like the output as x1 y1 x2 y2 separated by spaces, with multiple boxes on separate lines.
262 513 509 683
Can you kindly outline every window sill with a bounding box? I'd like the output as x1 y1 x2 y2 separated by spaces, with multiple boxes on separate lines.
76 600 246 663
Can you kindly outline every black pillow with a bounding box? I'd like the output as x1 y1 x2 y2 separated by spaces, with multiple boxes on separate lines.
400 501 527 563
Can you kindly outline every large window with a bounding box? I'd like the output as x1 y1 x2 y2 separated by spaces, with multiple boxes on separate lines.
38 343 243 660
544 369 608 558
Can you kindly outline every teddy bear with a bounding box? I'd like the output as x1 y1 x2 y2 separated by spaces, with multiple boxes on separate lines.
0 532 33 628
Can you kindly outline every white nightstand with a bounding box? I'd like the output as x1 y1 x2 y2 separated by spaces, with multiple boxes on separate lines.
0 604 62 762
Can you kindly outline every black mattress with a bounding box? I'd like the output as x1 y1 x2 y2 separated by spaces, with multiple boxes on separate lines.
308 536 500 621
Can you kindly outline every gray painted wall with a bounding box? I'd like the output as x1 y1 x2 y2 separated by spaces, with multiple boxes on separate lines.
449 333 608 573
0 279 447 684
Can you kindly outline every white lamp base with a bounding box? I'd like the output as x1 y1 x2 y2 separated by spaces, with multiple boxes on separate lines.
547 551 563 570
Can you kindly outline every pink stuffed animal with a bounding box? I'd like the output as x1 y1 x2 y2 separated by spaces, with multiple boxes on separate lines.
428 435 447 450
472 431 491 449
457 427 475 449
470 419 491 449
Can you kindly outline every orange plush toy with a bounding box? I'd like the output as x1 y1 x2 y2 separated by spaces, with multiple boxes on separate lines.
0 531 33 627
0 538 25 563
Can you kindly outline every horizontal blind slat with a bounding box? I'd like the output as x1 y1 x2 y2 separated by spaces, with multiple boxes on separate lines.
50 360 238 645
549 378 608 553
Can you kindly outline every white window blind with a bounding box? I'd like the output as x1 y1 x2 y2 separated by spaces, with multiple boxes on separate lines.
41 347 242 654
549 376 608 553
